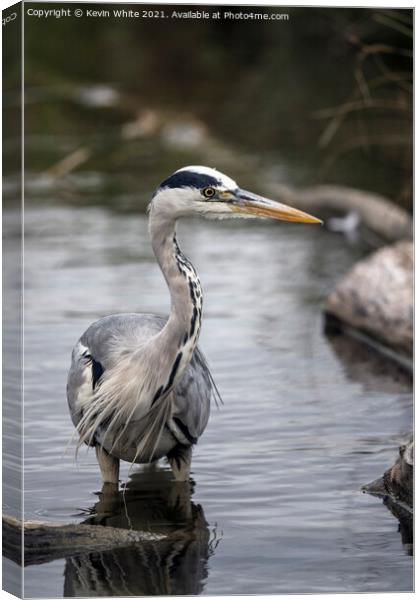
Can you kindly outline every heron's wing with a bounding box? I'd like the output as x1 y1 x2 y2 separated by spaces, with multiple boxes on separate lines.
67 313 218 454
172 347 219 443
67 314 166 434
80 313 167 370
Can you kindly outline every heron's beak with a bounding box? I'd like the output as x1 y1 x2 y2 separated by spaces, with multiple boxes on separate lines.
230 189 322 224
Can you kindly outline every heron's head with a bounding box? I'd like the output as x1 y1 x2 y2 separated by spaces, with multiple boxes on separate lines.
151 165 321 224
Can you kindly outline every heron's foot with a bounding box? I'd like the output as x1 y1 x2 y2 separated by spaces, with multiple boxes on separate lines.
95 445 120 485
167 445 192 482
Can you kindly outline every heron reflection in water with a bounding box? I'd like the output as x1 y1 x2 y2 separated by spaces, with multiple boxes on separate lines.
63 470 216 596
67 166 321 484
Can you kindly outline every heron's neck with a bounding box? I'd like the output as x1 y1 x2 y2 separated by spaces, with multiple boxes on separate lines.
149 211 203 371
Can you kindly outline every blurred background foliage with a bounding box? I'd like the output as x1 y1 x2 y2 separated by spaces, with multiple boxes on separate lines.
5 5 413 211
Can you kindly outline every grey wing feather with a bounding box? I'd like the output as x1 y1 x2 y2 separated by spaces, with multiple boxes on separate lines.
172 348 214 442
81 313 166 370
67 313 218 447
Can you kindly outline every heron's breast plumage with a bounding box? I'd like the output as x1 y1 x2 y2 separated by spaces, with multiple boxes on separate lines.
67 313 213 463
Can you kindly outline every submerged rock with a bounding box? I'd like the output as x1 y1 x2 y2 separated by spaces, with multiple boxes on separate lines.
325 241 413 361
362 437 413 555
362 437 413 509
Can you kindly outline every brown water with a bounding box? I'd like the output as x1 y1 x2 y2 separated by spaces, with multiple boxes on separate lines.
3 200 412 596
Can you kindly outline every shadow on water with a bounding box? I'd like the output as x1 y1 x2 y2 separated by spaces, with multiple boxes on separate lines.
63 469 216 597
325 325 413 557
382 497 413 557
324 327 413 391
361 480 413 557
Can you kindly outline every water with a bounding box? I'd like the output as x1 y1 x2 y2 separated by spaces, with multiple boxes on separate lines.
4 203 412 596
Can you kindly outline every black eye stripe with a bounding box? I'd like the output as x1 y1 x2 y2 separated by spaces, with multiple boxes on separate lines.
155 171 220 195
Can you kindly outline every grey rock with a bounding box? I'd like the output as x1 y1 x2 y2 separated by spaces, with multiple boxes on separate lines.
325 241 413 358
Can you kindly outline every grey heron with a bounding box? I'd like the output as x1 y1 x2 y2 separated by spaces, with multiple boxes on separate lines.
67 166 321 485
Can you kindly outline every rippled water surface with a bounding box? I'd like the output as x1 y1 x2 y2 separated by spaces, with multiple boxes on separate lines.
5 204 413 596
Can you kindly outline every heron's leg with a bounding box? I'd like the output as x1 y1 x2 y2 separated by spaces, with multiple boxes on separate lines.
167 445 192 482
95 445 119 485
168 480 192 519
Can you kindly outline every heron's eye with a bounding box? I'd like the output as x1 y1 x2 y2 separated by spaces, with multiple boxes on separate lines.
202 187 216 199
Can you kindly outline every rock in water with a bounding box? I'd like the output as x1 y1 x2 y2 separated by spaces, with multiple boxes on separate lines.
325 241 413 359
362 437 413 555
362 437 413 509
